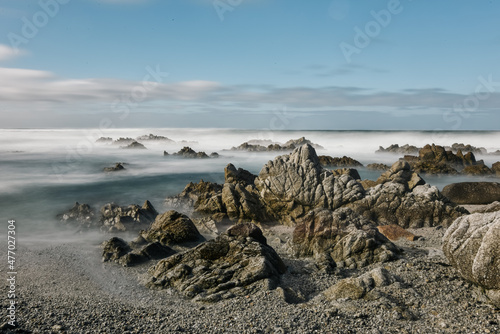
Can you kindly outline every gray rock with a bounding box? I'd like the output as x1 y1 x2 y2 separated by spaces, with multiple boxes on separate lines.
57 202 96 229
140 210 203 246
100 200 158 233
442 182 500 205
443 211 500 307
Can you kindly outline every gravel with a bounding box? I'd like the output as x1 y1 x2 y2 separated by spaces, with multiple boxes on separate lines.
2 225 499 334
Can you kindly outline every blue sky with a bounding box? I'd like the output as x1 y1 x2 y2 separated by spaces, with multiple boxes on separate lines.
0 0 499 130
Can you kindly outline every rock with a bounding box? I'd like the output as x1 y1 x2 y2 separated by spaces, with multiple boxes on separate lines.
319 155 363 167
331 168 361 180
57 202 96 229
136 134 174 142
255 144 365 225
360 179 378 190
442 182 500 205
102 237 175 267
172 147 209 159
324 268 399 300
103 163 125 172
113 137 135 145
122 141 147 149
474 201 500 213
165 180 225 216
374 160 425 191
146 224 286 301
292 208 399 268
231 137 323 152
366 163 390 171
447 143 487 155
210 152 219 158
96 137 113 143
100 200 158 232
227 222 267 245
463 163 494 175
224 163 256 185
140 210 203 246
376 144 420 155
283 137 324 150
377 225 419 241
492 162 500 176
443 211 500 307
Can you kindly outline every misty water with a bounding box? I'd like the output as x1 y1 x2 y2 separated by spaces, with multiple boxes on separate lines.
1 128 500 242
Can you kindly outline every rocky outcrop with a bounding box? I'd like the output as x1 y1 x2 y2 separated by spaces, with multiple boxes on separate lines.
136 134 174 142
230 137 323 152
169 147 209 159
324 267 400 300
102 237 175 267
57 202 96 230
446 143 487 155
331 168 361 180
100 200 159 232
347 160 466 228
146 224 286 302
377 144 420 155
442 182 500 205
292 208 399 268
443 211 500 307
492 162 500 176
319 156 363 167
366 163 390 171
103 163 125 172
113 137 135 145
140 210 203 246
96 137 113 143
463 163 494 175
122 141 147 150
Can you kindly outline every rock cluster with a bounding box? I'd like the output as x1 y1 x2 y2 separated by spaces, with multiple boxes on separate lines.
102 237 175 267
146 223 286 302
443 211 500 307
230 137 323 152
136 133 174 142
164 147 217 159
319 155 363 167
57 202 96 230
377 144 419 155
100 200 158 232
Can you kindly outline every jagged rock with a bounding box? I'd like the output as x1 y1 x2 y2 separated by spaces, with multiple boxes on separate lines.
230 142 267 152
443 211 500 307
102 237 175 267
57 202 96 229
319 156 363 167
100 200 158 232
230 137 322 152
254 144 365 225
165 180 224 216
324 268 399 300
122 141 147 149
367 163 390 171
292 208 399 269
210 152 219 158
96 137 113 143
172 147 209 159
146 224 286 302
447 143 487 155
347 161 466 228
377 225 419 241
442 182 500 205
376 144 420 155
140 210 203 246
225 163 256 185
227 222 267 244
492 162 500 176
331 168 361 180
103 163 125 172
113 137 135 145
283 137 324 150
463 162 493 175
136 134 174 142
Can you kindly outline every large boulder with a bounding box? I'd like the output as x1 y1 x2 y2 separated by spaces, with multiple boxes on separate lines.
102 237 175 267
254 144 365 225
100 200 158 232
140 210 203 246
292 208 399 269
146 224 286 302
443 211 500 307
442 182 500 205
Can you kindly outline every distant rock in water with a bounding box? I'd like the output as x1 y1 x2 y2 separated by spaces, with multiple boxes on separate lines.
443 211 500 307
493 162 500 176
442 182 500 205
57 202 96 230
446 143 487 155
403 144 492 175
113 137 135 145
377 144 420 155
230 137 323 152
165 146 210 159
122 141 147 150
319 155 363 167
96 137 113 143
103 163 125 172
366 163 390 171
136 133 174 142
146 223 286 302
100 200 158 233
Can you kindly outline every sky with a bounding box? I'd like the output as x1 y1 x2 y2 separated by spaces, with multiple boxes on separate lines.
0 0 499 130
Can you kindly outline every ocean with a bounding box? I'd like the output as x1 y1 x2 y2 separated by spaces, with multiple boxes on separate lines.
1 128 499 241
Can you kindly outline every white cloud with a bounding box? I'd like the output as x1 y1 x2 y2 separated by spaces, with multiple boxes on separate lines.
0 44 25 62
